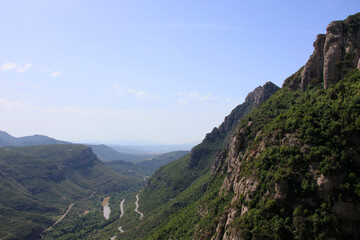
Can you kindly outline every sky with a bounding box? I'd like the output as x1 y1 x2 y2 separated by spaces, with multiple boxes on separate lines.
0 0 359 144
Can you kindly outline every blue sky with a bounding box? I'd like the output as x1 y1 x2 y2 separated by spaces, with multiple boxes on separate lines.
0 0 359 144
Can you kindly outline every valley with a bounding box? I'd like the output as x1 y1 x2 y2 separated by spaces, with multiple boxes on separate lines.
0 133 189 239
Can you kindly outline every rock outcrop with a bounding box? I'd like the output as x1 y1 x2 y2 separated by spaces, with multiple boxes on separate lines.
244 81 279 105
206 13 360 240
300 34 326 90
65 148 99 170
189 82 279 168
285 13 360 90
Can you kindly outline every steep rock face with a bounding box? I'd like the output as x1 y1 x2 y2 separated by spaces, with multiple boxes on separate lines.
126 82 278 240
207 82 279 173
244 81 279 105
300 34 326 90
205 14 360 240
65 147 99 169
323 21 346 88
285 13 360 90
189 82 279 168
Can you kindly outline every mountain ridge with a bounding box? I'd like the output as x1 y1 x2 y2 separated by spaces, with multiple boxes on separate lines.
113 81 279 239
0 130 69 147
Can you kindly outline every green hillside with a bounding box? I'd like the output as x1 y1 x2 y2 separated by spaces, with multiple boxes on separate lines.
110 82 279 240
0 144 142 239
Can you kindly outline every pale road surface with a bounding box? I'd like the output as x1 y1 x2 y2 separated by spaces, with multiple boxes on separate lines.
120 199 125 218
43 203 74 232
116 199 126 235
134 193 144 219
43 192 95 233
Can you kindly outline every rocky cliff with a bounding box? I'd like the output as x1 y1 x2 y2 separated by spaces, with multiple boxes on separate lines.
284 13 360 90
201 13 360 240
104 13 360 240
189 82 279 168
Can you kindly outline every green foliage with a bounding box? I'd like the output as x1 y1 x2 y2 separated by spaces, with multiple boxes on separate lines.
147 173 233 240
228 70 360 239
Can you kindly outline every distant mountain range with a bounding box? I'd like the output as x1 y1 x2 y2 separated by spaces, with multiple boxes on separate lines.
108 143 195 154
0 130 195 155
79 139 198 148
88 144 159 162
0 130 69 147
105 150 190 178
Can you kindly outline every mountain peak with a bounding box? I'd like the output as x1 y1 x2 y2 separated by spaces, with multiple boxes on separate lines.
245 81 279 105
0 130 69 147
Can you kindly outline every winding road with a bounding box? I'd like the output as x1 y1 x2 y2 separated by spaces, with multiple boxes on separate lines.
120 199 125 218
43 203 75 232
42 192 95 232
43 192 95 233
134 193 144 219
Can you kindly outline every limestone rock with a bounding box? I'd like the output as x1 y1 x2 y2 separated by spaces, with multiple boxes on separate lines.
245 81 279 105
288 13 360 90
300 34 325 90
323 21 345 89
316 174 339 198
274 181 288 202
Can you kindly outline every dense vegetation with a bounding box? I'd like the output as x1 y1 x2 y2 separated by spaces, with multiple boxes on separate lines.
124 70 360 240
149 69 360 240
229 70 360 239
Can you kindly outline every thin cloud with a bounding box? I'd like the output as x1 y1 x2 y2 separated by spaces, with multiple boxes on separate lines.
0 62 18 71
0 98 24 109
200 93 214 101
178 98 189 104
50 71 61 77
17 63 33 72
174 91 199 98
127 88 149 100
131 30 184 64
110 85 152 100
174 91 185 97
174 91 217 104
